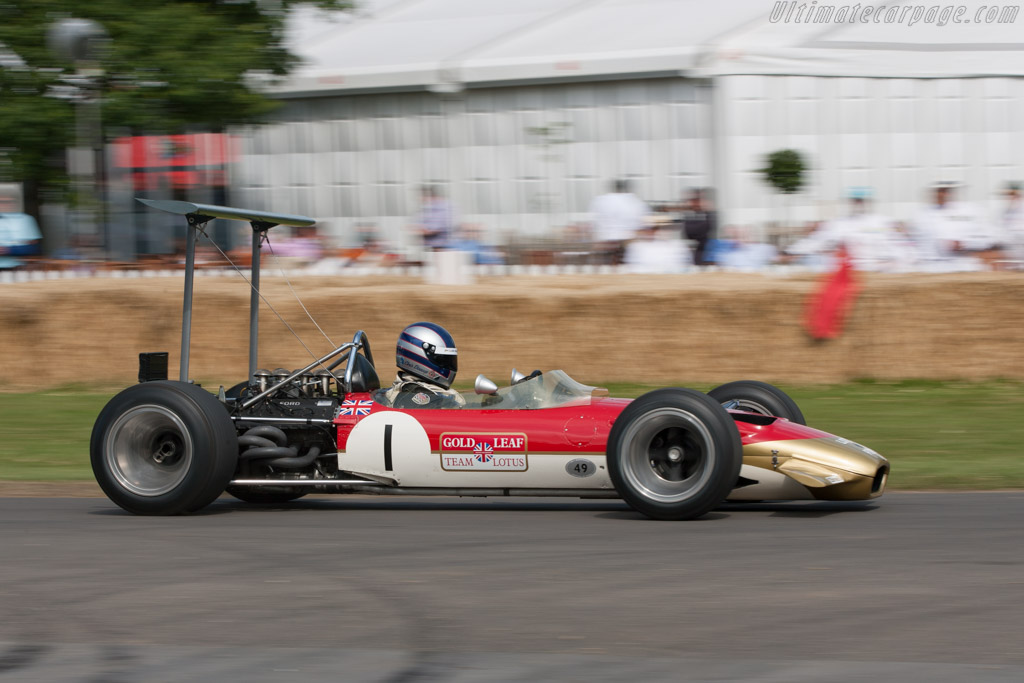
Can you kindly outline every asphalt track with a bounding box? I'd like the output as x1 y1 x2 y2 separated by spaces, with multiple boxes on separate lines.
2 492 1023 682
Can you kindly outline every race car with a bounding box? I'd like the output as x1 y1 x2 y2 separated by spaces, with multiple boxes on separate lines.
90 201 889 520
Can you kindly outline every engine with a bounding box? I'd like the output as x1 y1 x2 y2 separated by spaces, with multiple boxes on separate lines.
251 367 337 399
231 367 342 480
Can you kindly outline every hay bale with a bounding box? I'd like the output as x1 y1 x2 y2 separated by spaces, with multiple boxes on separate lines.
1 272 1022 391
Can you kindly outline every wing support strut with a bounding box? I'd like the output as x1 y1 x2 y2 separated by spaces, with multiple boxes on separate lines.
136 198 316 383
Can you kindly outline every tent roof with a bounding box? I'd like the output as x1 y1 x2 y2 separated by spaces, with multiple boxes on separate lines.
275 0 764 95
275 0 1024 96
698 2 1024 78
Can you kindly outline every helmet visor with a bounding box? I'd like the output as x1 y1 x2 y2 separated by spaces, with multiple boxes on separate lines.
427 348 457 374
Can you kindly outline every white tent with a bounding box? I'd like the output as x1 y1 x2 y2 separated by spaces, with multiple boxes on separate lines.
699 2 1024 79
276 0 767 95
280 0 1024 94
241 1 1024 238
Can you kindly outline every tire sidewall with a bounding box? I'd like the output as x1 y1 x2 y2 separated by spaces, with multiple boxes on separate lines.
91 381 238 515
607 388 742 520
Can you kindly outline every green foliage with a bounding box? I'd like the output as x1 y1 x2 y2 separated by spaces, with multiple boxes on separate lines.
0 67 73 187
0 0 349 185
760 148 807 195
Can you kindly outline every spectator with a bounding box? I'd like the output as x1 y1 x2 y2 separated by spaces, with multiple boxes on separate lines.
623 217 692 273
786 187 906 272
0 209 43 270
355 222 378 248
450 224 504 265
997 181 1024 270
780 221 830 270
414 185 456 251
681 187 717 266
887 221 921 273
715 225 778 270
910 182 998 272
272 224 323 267
588 179 649 264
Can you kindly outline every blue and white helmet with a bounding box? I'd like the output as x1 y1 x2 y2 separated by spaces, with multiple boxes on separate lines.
396 322 458 388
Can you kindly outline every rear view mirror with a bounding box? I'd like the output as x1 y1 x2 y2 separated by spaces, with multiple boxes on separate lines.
474 375 498 395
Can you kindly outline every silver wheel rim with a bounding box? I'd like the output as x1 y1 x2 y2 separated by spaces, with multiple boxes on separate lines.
619 407 716 503
724 398 772 416
104 405 193 496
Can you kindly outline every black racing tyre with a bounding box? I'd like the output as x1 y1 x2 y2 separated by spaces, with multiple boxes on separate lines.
224 486 307 504
707 380 806 425
90 381 238 515
607 388 743 520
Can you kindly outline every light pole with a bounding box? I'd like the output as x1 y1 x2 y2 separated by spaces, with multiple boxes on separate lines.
47 18 109 255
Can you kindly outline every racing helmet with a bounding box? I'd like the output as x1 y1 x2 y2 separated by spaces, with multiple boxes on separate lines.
396 322 458 388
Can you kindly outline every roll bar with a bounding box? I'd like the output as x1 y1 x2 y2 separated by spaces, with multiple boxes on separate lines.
344 330 374 391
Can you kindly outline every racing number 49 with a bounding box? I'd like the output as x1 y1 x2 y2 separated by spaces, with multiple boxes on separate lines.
566 458 596 478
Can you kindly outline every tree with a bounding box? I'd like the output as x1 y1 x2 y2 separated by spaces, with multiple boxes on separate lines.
760 148 807 233
760 149 806 195
0 0 348 213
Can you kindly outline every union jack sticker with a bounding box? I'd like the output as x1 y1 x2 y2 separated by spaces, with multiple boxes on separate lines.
339 399 373 416
473 441 494 463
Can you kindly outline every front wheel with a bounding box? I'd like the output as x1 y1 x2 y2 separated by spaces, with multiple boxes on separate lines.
90 381 238 515
707 380 805 424
607 388 742 520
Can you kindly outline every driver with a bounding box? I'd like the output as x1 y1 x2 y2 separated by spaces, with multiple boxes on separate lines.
380 322 466 409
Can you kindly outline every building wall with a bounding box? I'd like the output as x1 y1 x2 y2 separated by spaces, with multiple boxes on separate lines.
231 74 1024 248
231 78 714 249
716 75 1024 237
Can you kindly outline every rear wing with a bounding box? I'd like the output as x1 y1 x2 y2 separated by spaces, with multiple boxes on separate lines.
138 198 316 383
137 199 315 229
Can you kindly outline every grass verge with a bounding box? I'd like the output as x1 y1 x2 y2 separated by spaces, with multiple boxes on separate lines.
1 380 1022 489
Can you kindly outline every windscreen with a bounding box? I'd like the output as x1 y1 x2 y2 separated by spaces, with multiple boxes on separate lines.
461 370 605 410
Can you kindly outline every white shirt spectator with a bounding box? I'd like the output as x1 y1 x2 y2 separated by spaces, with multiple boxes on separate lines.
623 229 692 273
589 191 649 242
911 201 994 271
999 197 1024 269
788 212 906 272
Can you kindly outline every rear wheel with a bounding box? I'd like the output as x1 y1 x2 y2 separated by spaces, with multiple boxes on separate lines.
707 380 806 425
91 381 238 515
607 388 742 520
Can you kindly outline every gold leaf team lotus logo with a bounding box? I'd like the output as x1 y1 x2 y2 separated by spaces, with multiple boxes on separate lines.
439 433 528 471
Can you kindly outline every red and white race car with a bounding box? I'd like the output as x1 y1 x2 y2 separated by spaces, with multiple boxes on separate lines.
90 202 889 520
